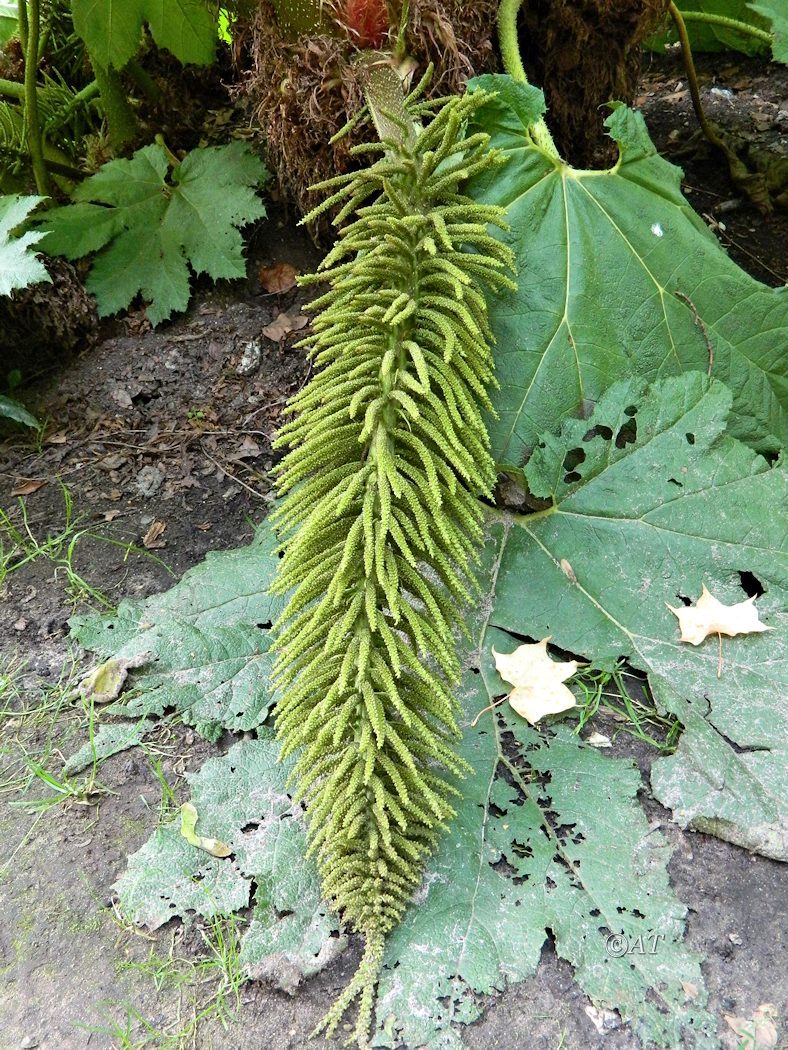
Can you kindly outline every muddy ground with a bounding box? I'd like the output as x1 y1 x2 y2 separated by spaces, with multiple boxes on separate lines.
1 53 786 1050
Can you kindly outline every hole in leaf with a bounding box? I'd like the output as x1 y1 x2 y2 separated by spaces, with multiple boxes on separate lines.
667 478 683 487
615 420 637 449
686 432 696 445
675 593 692 607
491 856 517 878
624 405 638 417
563 447 586 473
738 570 765 598
240 821 260 834
583 424 613 442
256 621 272 630
564 471 582 483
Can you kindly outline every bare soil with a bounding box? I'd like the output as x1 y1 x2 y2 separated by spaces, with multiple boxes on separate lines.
0 55 786 1050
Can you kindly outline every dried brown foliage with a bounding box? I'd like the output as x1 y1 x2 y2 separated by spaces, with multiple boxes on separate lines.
233 0 499 228
0 258 98 373
518 0 670 166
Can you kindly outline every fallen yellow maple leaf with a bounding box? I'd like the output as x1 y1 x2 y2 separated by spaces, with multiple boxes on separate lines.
667 584 771 646
492 639 578 725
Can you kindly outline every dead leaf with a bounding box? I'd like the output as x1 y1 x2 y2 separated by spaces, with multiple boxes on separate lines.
262 310 308 342
196 521 212 531
102 510 121 522
725 1004 777 1050
584 1005 621 1034
259 261 298 293
142 520 167 549
681 981 699 1000
493 638 578 725
11 479 45 496
179 802 232 858
45 430 69 445
79 653 149 705
586 731 612 748
667 584 772 645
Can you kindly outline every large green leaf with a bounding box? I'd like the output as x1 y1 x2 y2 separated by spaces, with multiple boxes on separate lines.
40 141 267 324
74 372 785 1045
374 690 716 1050
71 0 218 71
70 524 283 739
108 517 718 1049
374 371 785 1045
467 77 787 458
0 195 50 297
494 372 787 859
115 734 346 991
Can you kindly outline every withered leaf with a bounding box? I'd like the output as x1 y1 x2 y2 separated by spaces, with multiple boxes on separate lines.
262 310 308 342
259 261 298 293
493 638 578 724
667 584 771 645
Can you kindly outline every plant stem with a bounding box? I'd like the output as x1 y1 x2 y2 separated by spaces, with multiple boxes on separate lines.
125 59 161 104
92 62 138 151
496 0 560 160
23 0 49 195
42 157 85 180
676 9 772 45
16 0 27 53
668 2 727 152
0 77 25 99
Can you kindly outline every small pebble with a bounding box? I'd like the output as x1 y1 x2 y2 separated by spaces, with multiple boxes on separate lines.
236 337 262 377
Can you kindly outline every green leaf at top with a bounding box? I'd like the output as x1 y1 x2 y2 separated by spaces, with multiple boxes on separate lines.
40 141 268 324
748 0 788 61
468 76 787 458
71 0 218 71
650 0 770 55
0 195 50 298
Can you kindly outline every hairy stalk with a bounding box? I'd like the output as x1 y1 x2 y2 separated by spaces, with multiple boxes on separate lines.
271 87 515 1046
22 0 49 194
669 1 727 153
496 0 560 159
92 62 138 151
676 9 772 45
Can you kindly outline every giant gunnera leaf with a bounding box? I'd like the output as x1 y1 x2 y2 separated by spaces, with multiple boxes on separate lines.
115 734 346 993
71 0 218 71
40 141 268 323
69 524 283 742
467 76 787 457
75 373 784 1048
